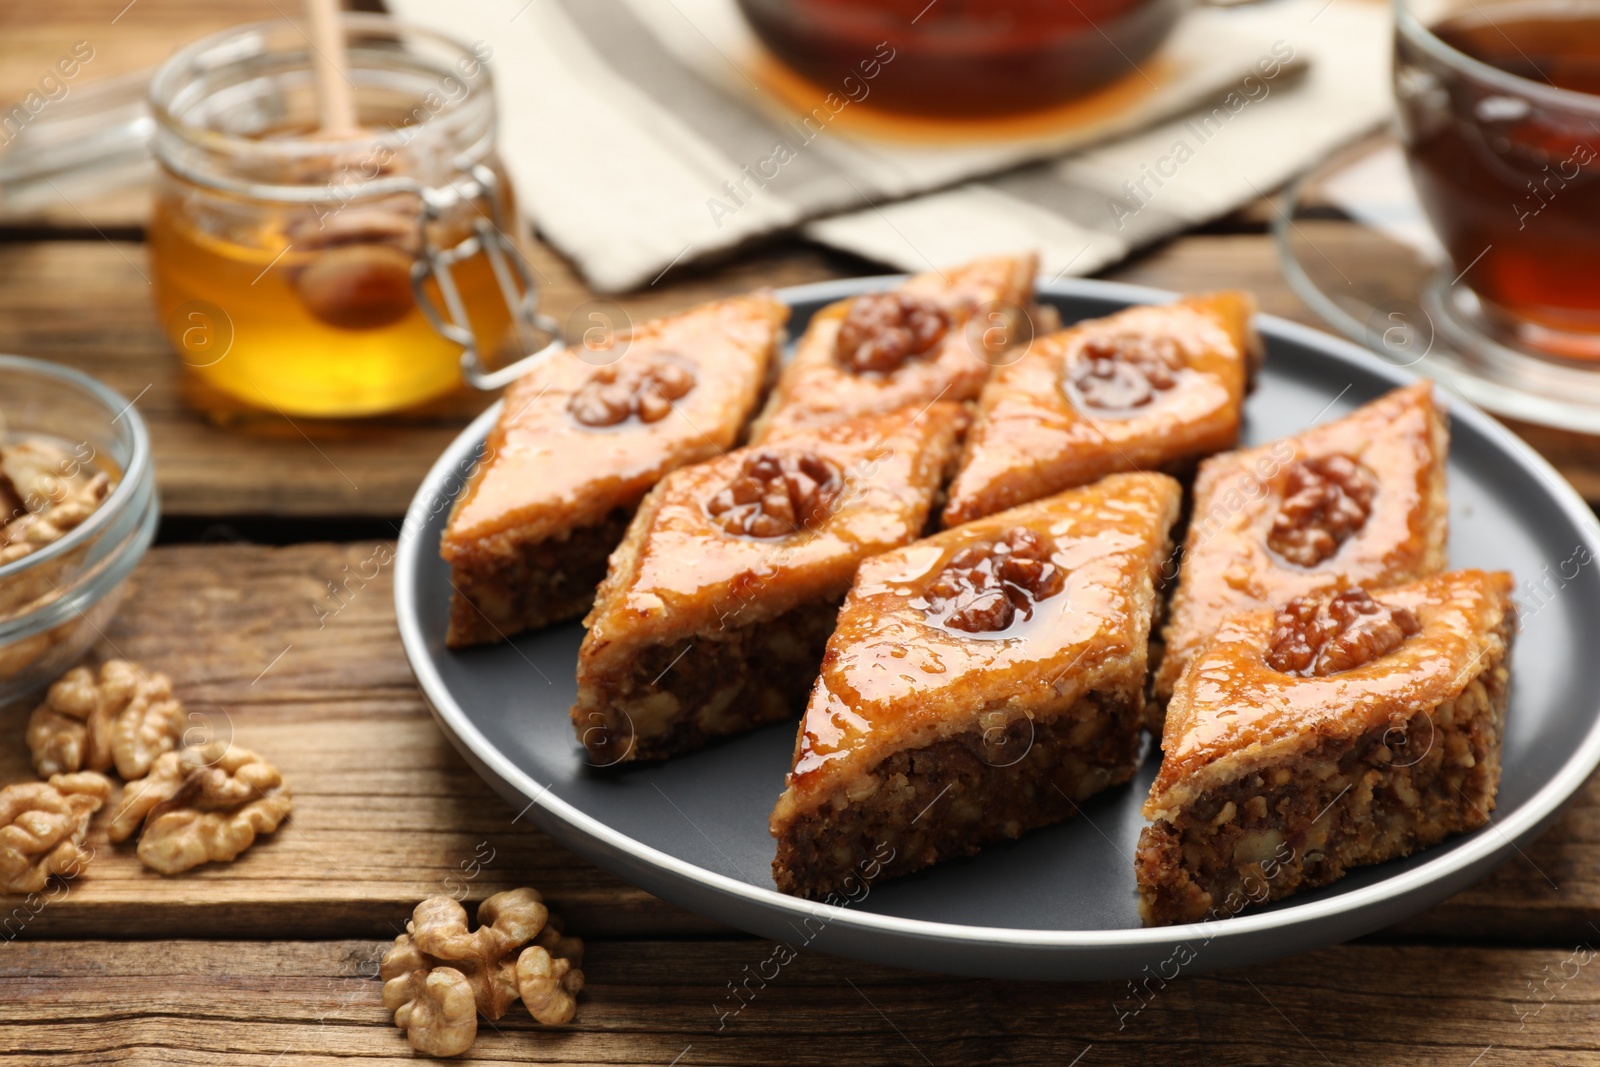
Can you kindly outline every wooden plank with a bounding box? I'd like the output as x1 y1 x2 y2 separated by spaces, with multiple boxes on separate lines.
2 235 1596 520
0 540 1596 944
1 938 1596 1065
0 1 291 231
0 541 726 940
0 238 855 519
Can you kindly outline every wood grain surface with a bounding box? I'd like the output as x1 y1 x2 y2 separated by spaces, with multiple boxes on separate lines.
1 236 1595 519
3 938 1598 1065
5 0 1600 1063
0 542 716 941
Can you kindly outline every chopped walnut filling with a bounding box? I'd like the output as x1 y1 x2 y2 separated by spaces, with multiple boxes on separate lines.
568 356 696 427
26 660 184 781
0 437 113 565
1265 587 1422 677
706 450 845 538
0 771 111 894
381 889 584 1057
922 527 1065 633
1065 333 1184 411
835 292 951 374
1268 455 1376 567
107 742 291 875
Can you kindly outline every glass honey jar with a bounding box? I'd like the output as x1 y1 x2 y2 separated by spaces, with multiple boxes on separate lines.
147 15 547 417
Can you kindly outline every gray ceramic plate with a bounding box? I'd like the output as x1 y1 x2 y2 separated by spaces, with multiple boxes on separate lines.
394 276 1600 980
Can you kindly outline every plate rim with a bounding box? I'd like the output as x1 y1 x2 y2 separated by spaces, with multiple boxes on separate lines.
395 273 1600 956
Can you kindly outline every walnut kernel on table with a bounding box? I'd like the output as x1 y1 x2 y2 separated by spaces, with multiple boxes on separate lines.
26 660 185 781
381 890 585 1056
0 771 111 894
384 966 479 1058
383 890 585 1021
106 742 291 875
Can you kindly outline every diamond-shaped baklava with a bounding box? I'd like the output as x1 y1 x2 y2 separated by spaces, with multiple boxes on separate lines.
441 294 787 647
572 403 968 764
941 292 1258 527
770 472 1181 898
1152 381 1450 720
752 253 1038 440
1137 570 1516 926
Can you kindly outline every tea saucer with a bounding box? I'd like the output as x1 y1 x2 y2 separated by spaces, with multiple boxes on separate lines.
1275 133 1600 433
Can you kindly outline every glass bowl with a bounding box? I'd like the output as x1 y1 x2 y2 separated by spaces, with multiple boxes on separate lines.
0 355 158 703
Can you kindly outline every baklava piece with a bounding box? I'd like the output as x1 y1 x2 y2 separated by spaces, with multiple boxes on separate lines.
441 294 787 647
770 472 1181 898
1152 381 1449 721
572 403 968 764
942 292 1258 527
753 253 1038 439
1137 570 1515 926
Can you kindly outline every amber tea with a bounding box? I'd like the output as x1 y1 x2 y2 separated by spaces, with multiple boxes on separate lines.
1396 0 1600 356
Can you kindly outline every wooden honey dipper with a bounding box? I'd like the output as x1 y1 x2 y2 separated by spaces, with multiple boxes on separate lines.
291 0 419 332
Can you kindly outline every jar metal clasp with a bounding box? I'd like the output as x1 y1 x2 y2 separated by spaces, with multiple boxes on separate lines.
411 163 564 391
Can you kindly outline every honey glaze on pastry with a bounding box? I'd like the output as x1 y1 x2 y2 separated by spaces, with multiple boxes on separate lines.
572 403 968 765
1136 571 1515 927
440 293 787 647
770 472 1181 899
753 253 1038 440
1151 381 1451 727
942 291 1258 527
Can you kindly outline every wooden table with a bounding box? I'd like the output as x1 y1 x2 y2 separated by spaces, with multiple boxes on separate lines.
5 3 1600 1064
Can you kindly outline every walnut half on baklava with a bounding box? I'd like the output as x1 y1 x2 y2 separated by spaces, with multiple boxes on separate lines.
1152 380 1450 725
770 472 1181 899
1136 570 1516 927
942 291 1258 527
440 294 786 647
752 253 1038 440
572 403 968 764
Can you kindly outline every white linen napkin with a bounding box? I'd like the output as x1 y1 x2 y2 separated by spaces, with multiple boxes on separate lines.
389 0 1392 291
807 0 1394 281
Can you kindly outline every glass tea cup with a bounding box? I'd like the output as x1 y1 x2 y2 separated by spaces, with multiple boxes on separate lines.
1395 0 1600 363
148 14 553 417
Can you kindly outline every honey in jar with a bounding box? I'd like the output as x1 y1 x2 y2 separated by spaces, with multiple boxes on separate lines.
147 17 521 416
